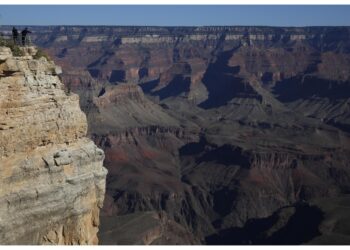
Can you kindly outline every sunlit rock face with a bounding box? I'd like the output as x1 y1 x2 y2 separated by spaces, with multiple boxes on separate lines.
0 46 107 245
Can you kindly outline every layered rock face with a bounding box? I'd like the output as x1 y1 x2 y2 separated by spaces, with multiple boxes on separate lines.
0 46 107 244
1 26 350 244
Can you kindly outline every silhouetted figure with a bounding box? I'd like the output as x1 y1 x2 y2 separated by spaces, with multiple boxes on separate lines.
21 27 31 46
12 27 19 44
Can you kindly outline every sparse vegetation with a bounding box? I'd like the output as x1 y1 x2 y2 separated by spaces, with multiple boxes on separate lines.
0 37 24 56
33 48 51 61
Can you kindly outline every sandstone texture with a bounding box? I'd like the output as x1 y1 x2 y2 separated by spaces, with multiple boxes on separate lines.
0 46 107 245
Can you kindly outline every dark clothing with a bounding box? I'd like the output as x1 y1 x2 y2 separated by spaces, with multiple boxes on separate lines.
21 28 32 46
12 27 18 44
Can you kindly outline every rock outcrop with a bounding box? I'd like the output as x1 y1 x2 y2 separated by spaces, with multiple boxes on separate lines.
0 46 107 245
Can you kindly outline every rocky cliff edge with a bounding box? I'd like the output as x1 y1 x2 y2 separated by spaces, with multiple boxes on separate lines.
0 46 107 245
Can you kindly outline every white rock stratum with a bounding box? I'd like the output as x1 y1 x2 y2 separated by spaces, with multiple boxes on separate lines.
0 46 108 245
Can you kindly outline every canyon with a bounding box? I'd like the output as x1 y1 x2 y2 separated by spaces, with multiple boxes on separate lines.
1 25 350 244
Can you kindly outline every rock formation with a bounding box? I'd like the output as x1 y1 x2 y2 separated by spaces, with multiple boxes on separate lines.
0 46 107 244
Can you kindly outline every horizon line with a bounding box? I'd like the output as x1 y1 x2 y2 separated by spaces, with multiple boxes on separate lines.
1 24 350 28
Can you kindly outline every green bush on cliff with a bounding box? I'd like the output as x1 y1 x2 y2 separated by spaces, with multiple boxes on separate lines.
10 45 23 57
33 48 51 61
0 37 24 56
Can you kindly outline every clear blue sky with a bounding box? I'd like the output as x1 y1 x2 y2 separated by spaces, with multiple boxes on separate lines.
0 5 349 26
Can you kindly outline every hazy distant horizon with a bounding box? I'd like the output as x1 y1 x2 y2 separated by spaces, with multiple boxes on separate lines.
1 25 350 29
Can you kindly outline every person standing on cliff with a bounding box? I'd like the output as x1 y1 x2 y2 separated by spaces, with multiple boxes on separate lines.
21 27 32 46
12 27 18 44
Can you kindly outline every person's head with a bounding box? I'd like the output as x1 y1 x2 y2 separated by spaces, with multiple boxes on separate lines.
25 27 28 30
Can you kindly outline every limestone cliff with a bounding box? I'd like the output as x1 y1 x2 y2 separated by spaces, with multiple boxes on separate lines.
0 46 107 245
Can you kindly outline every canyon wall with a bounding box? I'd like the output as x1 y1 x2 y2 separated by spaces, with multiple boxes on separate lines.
0 46 107 244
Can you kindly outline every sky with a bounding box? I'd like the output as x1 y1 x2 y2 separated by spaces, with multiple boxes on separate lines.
0 5 350 26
